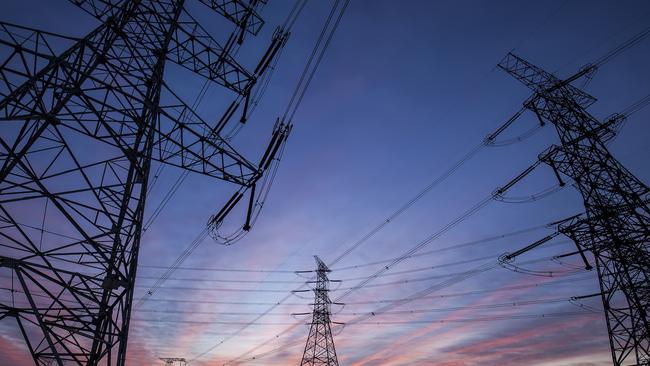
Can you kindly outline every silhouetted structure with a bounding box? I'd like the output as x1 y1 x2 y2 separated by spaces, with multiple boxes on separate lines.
160 357 186 366
499 53 650 366
0 0 288 365
300 256 340 366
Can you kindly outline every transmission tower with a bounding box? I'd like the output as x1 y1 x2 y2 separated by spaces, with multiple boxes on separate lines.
0 1 288 365
300 256 340 366
160 357 186 366
498 53 650 365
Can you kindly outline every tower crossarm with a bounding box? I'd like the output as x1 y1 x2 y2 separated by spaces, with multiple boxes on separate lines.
154 92 260 185
169 10 255 94
68 0 256 95
498 52 597 108
68 0 127 21
71 0 265 37
0 22 258 186
197 0 265 36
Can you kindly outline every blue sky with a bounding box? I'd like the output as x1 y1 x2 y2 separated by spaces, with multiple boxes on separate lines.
1 0 649 365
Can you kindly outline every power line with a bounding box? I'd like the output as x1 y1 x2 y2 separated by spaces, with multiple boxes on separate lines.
134 297 579 318
217 123 555 364
219 22 650 363
224 261 489 365
593 25 650 67
185 2 352 361
130 311 595 327
620 92 650 118
137 0 332 313
121 274 593 308
137 221 552 276
2 274 594 310
132 254 569 295
200 7 648 366
227 309 597 365
135 227 211 308
495 23 650 363
94 275 600 362
139 265 298 274
130 245 577 299
282 0 348 123
206 191 496 364
216 55 563 365
136 276 307 284
330 222 554 271
229 263 591 364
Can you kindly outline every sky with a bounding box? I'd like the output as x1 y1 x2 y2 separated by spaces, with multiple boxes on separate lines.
1 0 650 365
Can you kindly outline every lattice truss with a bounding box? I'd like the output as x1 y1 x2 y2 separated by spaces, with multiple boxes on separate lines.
0 1 288 365
300 256 339 366
499 53 650 366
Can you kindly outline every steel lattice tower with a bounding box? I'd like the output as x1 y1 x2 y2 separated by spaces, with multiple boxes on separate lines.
160 357 186 366
300 256 340 366
0 1 287 365
499 53 650 366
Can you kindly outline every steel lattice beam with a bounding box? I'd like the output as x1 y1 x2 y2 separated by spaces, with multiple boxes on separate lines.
69 0 257 94
197 0 266 36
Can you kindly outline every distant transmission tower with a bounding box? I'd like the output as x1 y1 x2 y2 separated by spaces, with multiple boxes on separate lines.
160 357 186 366
0 1 288 365
498 53 650 366
300 256 340 366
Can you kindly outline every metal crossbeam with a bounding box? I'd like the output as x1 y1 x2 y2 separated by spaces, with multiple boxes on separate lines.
197 0 265 35
68 0 256 94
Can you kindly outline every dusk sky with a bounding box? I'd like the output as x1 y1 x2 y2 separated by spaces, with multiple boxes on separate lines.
1 0 650 365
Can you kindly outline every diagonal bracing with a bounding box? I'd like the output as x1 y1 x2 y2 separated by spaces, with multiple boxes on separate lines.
0 0 285 365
